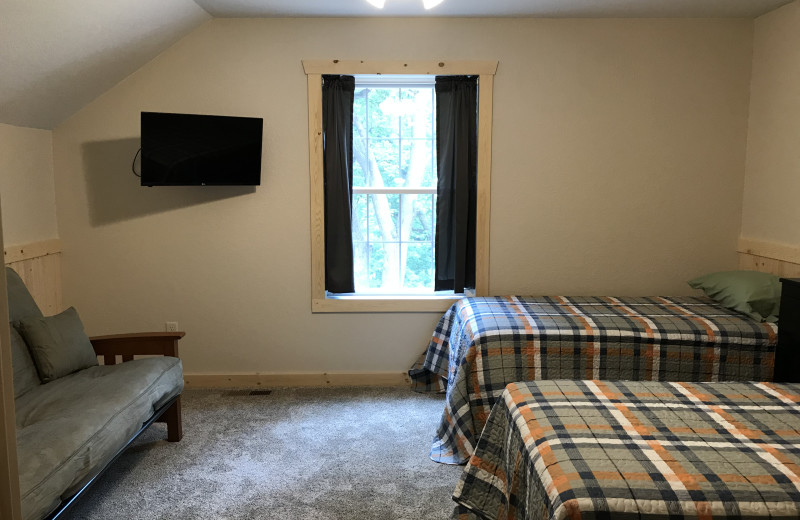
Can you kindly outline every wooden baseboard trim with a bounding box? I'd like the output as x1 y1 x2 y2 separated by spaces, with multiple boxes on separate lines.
4 238 61 264
738 237 800 265
183 372 411 389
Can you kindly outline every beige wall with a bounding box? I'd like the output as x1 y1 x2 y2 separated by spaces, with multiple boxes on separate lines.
0 124 58 246
741 0 800 246
52 18 754 375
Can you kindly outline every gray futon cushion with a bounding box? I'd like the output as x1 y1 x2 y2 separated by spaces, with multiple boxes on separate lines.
10 327 41 398
5 267 43 322
14 356 183 520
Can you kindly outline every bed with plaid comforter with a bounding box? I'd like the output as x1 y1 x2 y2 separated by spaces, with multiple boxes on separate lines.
409 296 778 464
453 380 800 520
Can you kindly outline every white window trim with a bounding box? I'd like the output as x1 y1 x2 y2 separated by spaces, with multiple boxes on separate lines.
303 60 497 313
353 187 435 195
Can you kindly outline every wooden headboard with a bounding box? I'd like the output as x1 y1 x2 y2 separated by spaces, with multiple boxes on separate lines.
738 238 800 278
3 239 62 315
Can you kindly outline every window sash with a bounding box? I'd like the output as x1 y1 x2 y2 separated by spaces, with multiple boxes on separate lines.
352 191 437 294
353 83 436 191
354 74 436 88
352 82 437 295
353 187 435 194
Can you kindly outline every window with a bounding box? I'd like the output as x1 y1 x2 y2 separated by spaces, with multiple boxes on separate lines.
304 60 497 312
352 76 437 293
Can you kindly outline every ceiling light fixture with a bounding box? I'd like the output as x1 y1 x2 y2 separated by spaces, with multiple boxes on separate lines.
366 0 445 9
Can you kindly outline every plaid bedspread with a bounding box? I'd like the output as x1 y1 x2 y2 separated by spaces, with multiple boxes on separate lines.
453 380 800 520
409 296 778 464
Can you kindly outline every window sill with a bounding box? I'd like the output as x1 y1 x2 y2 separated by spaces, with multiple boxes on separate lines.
312 294 463 313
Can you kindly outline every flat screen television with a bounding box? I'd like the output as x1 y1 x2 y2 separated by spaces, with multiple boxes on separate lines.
140 111 263 186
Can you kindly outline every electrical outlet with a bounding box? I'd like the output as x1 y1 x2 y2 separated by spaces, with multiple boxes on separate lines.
165 321 179 332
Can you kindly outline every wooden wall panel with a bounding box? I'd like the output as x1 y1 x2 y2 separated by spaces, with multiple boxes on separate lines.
4 240 62 315
738 238 800 278
739 253 800 278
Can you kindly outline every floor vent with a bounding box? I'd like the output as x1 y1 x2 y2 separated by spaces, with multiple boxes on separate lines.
226 389 272 397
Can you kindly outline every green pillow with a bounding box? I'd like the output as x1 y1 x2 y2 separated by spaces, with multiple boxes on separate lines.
688 270 781 322
14 307 98 383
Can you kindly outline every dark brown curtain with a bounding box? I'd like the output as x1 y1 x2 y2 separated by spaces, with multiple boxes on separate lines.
322 75 356 293
434 76 478 293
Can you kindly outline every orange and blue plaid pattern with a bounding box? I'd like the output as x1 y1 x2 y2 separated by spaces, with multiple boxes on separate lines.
410 296 778 464
453 380 800 520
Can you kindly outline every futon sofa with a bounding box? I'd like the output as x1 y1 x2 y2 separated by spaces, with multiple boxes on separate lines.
6 267 185 520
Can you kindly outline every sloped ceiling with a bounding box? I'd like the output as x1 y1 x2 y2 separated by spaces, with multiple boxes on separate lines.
0 0 793 130
0 0 210 130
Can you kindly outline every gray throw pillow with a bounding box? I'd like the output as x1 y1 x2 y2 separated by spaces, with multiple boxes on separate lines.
15 307 98 383
10 326 41 398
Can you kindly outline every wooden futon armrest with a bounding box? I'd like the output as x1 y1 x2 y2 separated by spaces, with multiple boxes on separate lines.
90 332 186 443
90 332 185 365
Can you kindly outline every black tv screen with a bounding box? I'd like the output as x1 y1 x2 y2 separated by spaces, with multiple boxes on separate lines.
140 112 263 186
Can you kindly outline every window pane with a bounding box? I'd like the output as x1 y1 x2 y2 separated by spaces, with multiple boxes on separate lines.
368 139 400 187
368 193 398 241
352 193 368 241
353 239 368 291
355 86 436 189
403 243 434 290
353 88 368 138
352 192 436 293
401 139 435 188
399 88 434 140
368 243 386 289
369 89 399 139
352 137 368 187
407 194 435 242
369 242 401 290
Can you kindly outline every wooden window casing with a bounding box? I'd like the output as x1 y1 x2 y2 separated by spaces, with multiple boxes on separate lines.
303 60 498 313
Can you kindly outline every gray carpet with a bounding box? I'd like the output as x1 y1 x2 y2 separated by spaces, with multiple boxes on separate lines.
63 387 464 519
